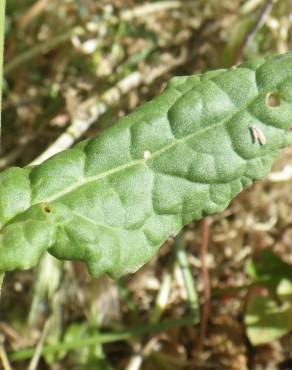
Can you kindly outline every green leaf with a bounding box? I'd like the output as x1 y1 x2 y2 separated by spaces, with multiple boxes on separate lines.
245 250 292 345
246 249 292 295
0 53 292 278
245 294 292 345
57 323 114 370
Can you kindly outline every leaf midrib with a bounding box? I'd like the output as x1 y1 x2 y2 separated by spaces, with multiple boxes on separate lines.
42 90 265 204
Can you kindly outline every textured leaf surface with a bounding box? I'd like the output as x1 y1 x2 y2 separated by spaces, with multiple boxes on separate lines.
0 53 292 278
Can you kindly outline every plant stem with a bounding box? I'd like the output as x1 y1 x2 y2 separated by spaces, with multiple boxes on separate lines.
197 218 210 353
174 234 200 322
0 3 7 300
10 316 194 361
0 0 6 133
0 272 4 299
28 317 52 370
150 269 172 324
0 341 13 370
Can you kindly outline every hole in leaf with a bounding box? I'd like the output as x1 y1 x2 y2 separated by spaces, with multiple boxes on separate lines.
265 92 281 107
42 204 52 214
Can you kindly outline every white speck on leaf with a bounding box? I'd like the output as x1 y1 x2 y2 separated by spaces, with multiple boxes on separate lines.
250 126 267 145
143 150 152 159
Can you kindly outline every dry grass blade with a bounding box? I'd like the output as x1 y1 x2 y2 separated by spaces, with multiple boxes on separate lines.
27 318 52 370
121 1 184 21
0 273 4 301
0 337 13 370
17 0 52 30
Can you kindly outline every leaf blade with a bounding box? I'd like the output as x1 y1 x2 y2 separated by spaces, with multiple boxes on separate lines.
0 53 291 277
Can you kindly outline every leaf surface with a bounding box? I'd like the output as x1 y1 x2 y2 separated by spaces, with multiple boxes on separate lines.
0 53 292 278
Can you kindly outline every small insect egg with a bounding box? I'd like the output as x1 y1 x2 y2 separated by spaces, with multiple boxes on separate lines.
143 150 152 159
